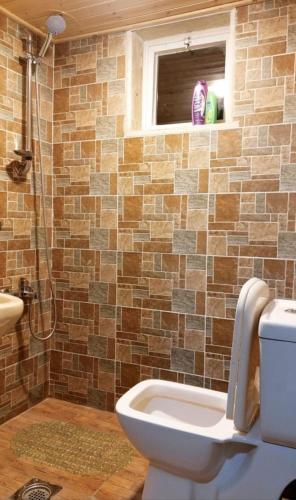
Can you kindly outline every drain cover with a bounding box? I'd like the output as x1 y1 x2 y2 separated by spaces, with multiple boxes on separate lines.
12 478 62 500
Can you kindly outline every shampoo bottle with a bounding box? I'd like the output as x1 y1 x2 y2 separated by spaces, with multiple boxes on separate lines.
205 91 218 124
192 80 208 125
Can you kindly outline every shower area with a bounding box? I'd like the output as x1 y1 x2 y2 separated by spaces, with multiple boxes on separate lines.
10 15 66 342
0 15 65 422
0 12 147 499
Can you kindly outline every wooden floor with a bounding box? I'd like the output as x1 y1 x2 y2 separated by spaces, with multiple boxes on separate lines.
0 398 147 499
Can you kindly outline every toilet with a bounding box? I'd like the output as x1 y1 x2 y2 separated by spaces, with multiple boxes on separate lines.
116 277 296 500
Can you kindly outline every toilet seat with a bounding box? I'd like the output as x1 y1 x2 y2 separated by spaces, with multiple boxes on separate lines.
226 278 270 432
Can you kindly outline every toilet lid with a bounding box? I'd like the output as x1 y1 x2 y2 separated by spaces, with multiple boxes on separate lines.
226 278 270 433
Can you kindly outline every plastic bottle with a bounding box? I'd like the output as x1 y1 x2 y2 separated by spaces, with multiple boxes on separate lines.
192 80 208 125
205 91 218 124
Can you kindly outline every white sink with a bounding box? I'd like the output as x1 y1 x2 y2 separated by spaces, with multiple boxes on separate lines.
0 292 24 336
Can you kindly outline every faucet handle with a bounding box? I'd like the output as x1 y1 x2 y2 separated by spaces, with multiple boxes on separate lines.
0 286 11 294
20 277 28 287
18 278 37 300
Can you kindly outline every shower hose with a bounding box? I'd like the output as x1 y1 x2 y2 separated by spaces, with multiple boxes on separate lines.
28 64 57 341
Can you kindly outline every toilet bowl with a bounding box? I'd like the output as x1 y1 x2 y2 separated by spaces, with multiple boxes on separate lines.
117 379 256 483
116 278 296 500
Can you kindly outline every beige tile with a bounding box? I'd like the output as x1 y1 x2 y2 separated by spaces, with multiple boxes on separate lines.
151 221 173 238
149 278 172 296
258 17 287 41
255 87 284 109
76 51 97 71
249 222 278 241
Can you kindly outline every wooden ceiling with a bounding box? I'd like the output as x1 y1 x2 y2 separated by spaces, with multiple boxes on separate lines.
0 0 258 42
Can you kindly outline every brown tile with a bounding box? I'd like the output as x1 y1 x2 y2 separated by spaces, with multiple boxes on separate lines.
268 124 291 146
123 196 143 221
22 249 35 267
215 194 240 222
163 195 181 213
54 88 69 113
211 379 228 392
199 169 209 193
272 53 295 76
68 376 88 394
242 180 279 192
212 318 234 347
266 193 288 213
0 192 7 218
124 138 143 163
0 252 6 278
214 257 238 285
144 183 174 195
165 134 182 152
161 311 179 331
197 231 207 254
121 363 140 388
217 129 242 158
87 83 102 101
263 259 286 280
162 254 179 272
122 252 142 277
122 307 141 333
81 141 95 158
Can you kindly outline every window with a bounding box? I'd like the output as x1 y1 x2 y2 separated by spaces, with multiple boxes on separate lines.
156 44 226 125
126 10 235 134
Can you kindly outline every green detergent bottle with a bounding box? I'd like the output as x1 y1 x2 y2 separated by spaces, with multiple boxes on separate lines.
205 91 217 124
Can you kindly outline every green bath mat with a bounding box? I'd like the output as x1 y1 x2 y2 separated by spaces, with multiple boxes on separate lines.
11 420 134 476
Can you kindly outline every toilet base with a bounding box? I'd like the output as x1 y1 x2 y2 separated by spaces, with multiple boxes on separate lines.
142 465 218 500
142 436 296 500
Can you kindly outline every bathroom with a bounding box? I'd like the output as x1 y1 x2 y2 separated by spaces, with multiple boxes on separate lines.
0 0 295 498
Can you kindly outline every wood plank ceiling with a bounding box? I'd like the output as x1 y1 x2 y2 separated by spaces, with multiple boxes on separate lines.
0 0 259 42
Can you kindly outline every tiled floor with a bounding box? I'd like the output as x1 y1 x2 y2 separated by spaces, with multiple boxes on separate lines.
0 398 147 499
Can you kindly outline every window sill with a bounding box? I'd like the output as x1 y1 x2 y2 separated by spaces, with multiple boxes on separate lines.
125 121 239 137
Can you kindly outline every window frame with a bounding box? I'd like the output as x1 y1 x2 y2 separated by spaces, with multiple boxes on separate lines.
141 11 235 132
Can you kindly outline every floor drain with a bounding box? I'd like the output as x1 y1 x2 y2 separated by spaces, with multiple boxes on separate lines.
12 478 62 500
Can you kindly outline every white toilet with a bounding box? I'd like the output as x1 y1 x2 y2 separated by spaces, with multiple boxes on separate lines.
116 278 296 500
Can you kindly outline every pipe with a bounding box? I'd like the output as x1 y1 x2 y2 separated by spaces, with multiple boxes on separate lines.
25 34 33 158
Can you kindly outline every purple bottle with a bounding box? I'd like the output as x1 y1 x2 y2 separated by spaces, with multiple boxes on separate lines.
192 80 208 125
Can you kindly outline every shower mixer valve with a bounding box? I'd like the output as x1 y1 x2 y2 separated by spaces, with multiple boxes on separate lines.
0 278 37 301
18 278 37 301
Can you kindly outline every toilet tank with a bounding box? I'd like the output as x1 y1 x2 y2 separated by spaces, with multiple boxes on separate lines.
259 299 296 448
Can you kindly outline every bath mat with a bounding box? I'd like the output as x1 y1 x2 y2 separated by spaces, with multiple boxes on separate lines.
11 420 134 476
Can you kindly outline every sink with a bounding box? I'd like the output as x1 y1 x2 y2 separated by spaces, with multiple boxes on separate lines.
0 292 24 337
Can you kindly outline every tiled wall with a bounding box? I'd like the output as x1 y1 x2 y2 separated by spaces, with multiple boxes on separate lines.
49 0 295 410
0 14 53 423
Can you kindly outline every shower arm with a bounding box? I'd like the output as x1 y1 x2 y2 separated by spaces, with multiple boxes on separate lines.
38 33 53 59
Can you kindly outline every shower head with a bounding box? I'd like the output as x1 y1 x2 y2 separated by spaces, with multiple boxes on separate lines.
46 14 66 36
38 14 66 58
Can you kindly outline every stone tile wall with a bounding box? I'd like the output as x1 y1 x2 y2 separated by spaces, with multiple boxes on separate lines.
50 0 296 410
0 14 53 423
